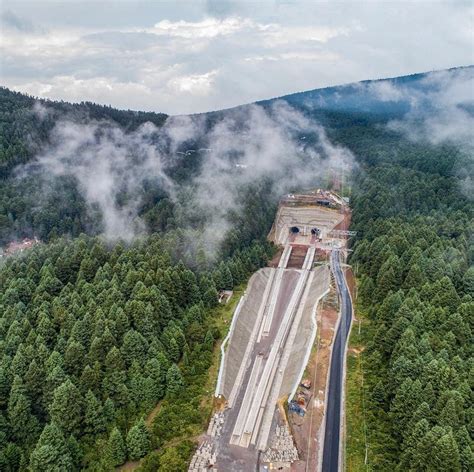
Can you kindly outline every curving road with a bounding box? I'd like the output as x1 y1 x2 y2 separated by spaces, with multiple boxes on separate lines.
322 250 353 472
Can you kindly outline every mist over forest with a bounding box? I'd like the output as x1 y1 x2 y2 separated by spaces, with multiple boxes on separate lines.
1 66 472 249
0 65 473 471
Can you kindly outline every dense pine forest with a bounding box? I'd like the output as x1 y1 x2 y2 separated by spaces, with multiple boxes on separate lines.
348 138 473 470
0 87 279 470
0 87 170 245
0 67 473 471
0 224 274 470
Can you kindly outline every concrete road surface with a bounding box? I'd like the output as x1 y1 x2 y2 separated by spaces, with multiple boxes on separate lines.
321 250 353 472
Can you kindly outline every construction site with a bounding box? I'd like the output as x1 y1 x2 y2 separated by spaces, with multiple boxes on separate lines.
0 237 40 258
189 189 353 472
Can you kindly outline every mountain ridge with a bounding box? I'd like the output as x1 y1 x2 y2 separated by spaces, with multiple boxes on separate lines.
2 64 472 120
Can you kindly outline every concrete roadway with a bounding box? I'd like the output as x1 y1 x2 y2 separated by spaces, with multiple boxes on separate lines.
321 250 353 472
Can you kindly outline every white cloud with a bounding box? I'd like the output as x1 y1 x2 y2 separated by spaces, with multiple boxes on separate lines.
150 16 352 45
11 75 153 106
259 24 353 47
1 1 473 114
368 81 405 102
245 51 340 63
22 99 355 248
386 69 474 151
31 119 173 241
169 70 218 95
152 17 253 38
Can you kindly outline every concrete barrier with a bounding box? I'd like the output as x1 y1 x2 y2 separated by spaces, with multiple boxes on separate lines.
214 294 246 397
226 269 271 404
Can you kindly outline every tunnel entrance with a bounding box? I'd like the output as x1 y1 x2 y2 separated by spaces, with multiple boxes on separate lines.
290 226 300 234
311 227 320 235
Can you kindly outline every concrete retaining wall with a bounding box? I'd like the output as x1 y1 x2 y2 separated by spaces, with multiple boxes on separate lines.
222 268 271 399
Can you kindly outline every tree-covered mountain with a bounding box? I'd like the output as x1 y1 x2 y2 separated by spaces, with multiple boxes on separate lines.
0 66 473 471
0 87 168 176
212 65 474 118
1 66 472 247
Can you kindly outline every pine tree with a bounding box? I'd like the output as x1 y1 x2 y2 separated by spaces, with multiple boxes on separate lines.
432 276 460 313
462 266 474 296
181 270 200 306
0 367 10 408
36 312 56 346
128 361 146 412
43 361 66 403
7 376 39 446
145 358 164 401
67 435 81 471
167 337 180 363
121 329 148 366
11 346 28 378
126 418 150 461
375 266 397 303
203 287 218 308
64 341 86 377
106 427 126 467
166 364 184 398
1 441 21 471
456 426 474 472
376 290 403 325
84 390 105 435
358 275 375 308
103 397 116 426
186 304 204 324
430 430 461 471
204 329 214 350
8 390 39 446
403 263 426 290
221 265 234 290
49 379 83 435
390 378 422 441
422 381 436 407
30 422 73 472
399 418 430 470
25 359 45 407
105 346 125 372
439 397 461 430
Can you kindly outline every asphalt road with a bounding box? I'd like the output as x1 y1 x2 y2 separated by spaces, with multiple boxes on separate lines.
321 250 353 472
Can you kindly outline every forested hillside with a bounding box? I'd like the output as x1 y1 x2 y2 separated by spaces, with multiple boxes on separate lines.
0 87 168 176
348 137 473 470
1 67 472 246
0 231 273 470
0 67 472 471
0 87 168 245
0 85 282 469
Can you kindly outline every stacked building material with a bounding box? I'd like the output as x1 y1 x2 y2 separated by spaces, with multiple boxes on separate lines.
206 412 225 437
262 425 299 465
188 441 217 472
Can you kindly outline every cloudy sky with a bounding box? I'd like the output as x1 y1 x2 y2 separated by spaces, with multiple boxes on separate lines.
1 1 473 114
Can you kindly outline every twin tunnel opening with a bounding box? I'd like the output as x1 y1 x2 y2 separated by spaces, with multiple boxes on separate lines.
289 226 320 235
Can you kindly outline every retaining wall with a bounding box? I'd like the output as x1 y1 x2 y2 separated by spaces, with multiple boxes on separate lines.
222 268 271 399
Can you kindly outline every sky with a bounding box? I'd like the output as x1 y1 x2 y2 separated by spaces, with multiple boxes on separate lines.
1 1 473 115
